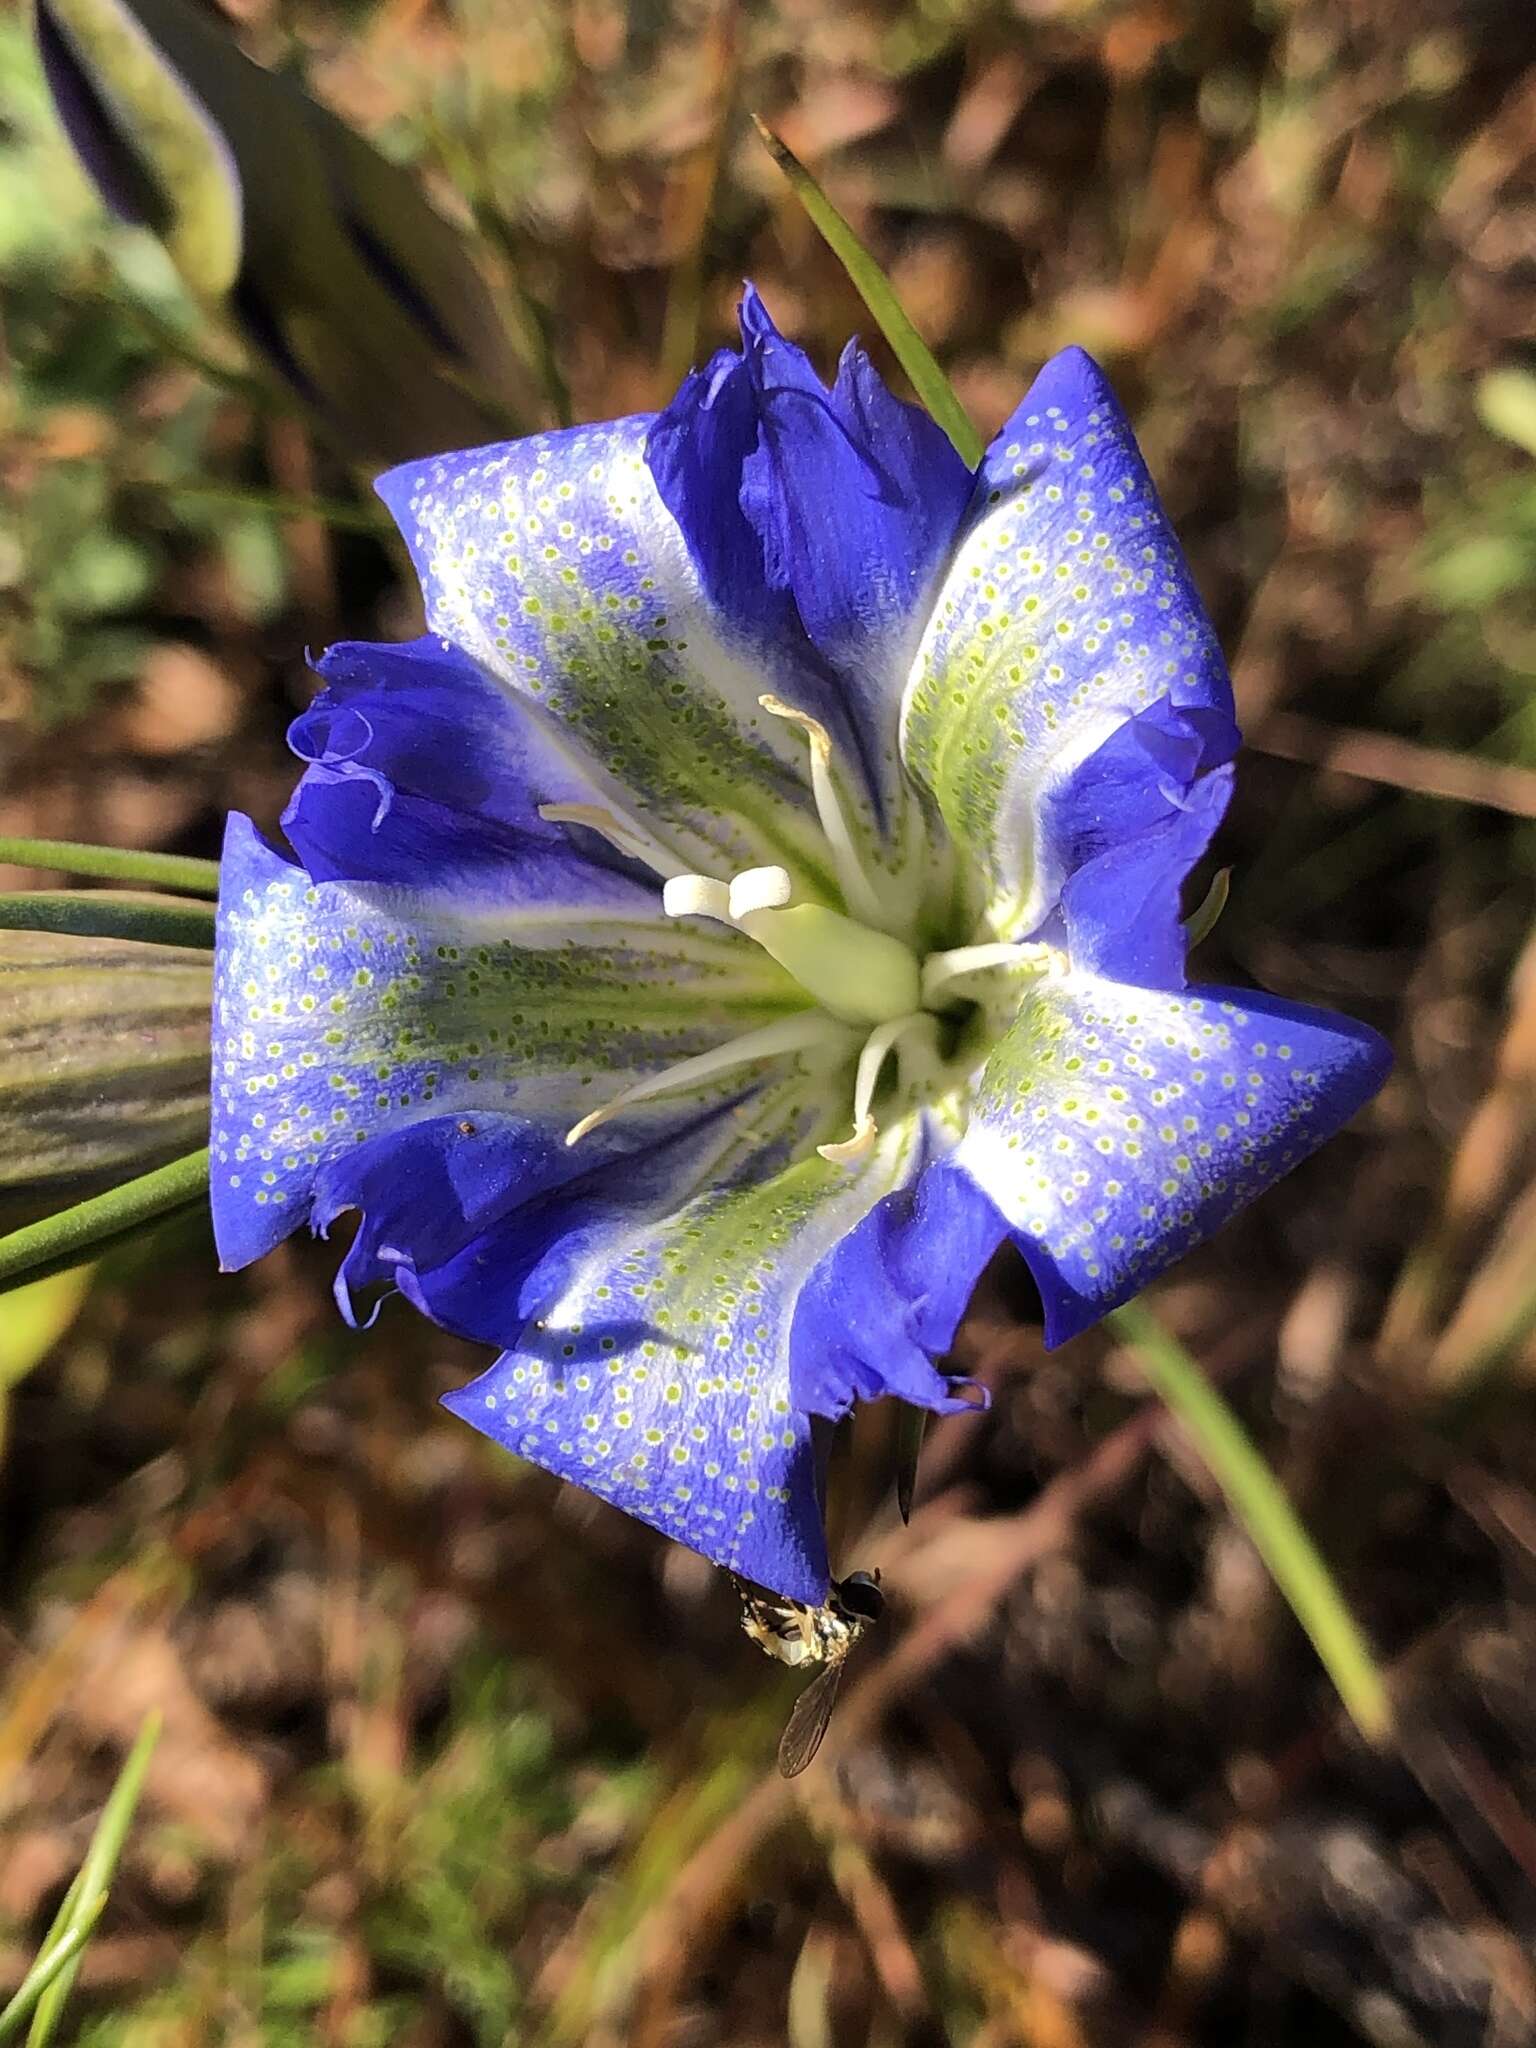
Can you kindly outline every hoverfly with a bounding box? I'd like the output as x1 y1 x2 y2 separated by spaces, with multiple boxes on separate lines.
737 1569 884 1777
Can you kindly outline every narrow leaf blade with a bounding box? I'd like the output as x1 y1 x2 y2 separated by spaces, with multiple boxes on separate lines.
0 1148 210 1293
1109 1299 1391 1742
0 892 215 949
15 1711 161 2047
752 115 984 468
0 837 220 896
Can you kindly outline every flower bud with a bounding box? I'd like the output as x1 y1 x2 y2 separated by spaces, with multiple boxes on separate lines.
0 928 210 1232
33 0 538 461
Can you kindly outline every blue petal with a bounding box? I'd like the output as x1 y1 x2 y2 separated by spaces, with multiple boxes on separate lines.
442 1105 926 1604
375 414 844 887
446 1352 828 1606
641 339 795 653
946 972 1392 1347
1039 697 1238 987
284 635 654 913
308 1105 743 1344
903 346 1236 941
648 284 972 796
210 811 802 1272
790 1150 1002 1419
310 1112 590 1335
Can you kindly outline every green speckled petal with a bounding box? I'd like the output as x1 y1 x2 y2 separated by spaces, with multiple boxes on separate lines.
941 965 1391 1345
443 1092 924 1602
376 420 857 894
211 812 819 1269
901 349 1234 939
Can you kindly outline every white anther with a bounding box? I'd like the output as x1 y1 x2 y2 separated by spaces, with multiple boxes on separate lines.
662 874 732 922
816 1012 925 1169
816 1115 877 1166
727 865 794 919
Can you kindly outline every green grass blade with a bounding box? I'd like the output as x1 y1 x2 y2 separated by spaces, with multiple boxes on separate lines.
893 1401 927 1524
0 839 220 897
9 1711 161 2047
0 1151 211 1294
137 478 393 535
1109 1299 1391 1742
751 115 985 468
0 1908 103 2043
0 893 216 950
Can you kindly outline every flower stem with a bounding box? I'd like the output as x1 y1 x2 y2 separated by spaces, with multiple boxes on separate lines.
0 892 216 949
0 1150 211 1294
0 836 221 896
1108 1298 1391 1743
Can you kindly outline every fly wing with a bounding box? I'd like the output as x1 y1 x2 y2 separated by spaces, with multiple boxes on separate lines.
777 1664 843 1778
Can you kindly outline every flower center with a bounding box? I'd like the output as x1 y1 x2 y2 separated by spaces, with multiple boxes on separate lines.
542 704 1050 1161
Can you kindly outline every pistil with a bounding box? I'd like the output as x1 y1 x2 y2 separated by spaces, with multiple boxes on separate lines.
920 939 1052 1008
664 865 922 1026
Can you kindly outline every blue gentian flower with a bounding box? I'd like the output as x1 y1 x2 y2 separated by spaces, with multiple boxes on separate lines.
212 286 1390 1605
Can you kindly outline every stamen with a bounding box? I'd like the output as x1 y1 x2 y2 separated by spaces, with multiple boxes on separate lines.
538 803 690 881
817 1012 926 1166
816 1115 875 1166
565 1011 847 1147
759 694 886 926
921 940 1051 1007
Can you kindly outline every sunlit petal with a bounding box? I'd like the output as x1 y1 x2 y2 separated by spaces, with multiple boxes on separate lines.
210 813 807 1271
903 347 1235 941
939 968 1391 1346
445 1104 923 1602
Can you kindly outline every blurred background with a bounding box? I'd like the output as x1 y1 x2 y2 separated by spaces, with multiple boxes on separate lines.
3 0 1536 2040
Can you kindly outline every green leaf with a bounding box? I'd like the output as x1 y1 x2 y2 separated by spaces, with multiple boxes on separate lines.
752 115 984 469
0 1267 93 1462
0 1909 103 2044
0 1146 210 1293
2 1711 162 2046
0 1267 92 1384
1109 1299 1391 1742
893 1401 926 1524
32 0 241 294
0 835 219 894
0 889 215 948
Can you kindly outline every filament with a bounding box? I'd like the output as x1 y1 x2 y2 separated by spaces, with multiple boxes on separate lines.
565 1011 847 1146
538 802 691 881
759 694 886 927
920 940 1050 1007
817 1011 929 1165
